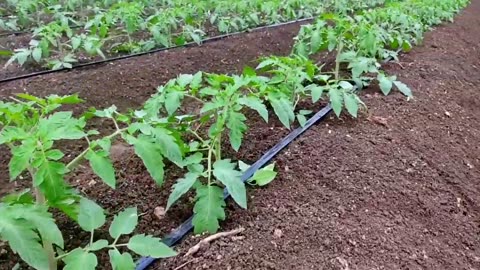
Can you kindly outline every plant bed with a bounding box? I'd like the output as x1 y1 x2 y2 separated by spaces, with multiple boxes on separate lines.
155 2 480 269
1 0 478 269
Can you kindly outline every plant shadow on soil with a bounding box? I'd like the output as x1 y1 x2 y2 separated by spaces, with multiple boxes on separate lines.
2 1 480 269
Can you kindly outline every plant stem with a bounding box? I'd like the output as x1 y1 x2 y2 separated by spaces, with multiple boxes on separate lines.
66 127 127 170
215 134 221 161
29 168 57 270
207 144 213 186
334 40 344 81
185 94 205 103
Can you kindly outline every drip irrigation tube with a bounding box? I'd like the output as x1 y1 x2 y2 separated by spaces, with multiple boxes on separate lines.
134 103 333 270
0 17 314 84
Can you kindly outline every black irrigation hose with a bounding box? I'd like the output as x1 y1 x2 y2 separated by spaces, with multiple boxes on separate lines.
135 103 334 270
0 17 314 84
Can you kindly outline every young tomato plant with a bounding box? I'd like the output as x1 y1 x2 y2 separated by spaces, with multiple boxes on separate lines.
0 198 176 270
0 93 187 269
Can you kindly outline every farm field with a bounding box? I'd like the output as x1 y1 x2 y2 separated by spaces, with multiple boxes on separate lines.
1 0 480 269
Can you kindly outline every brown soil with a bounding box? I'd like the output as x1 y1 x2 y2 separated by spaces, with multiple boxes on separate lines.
2 1 480 270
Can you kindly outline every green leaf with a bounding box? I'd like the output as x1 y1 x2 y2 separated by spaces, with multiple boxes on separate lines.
127 234 177 258
0 204 64 270
310 29 323 53
85 150 116 189
166 172 199 211
329 88 343 117
63 248 97 270
9 140 36 180
378 74 393 95
38 112 86 141
165 91 183 115
46 149 64 161
34 161 67 202
238 96 268 122
32 47 42 62
0 217 49 270
269 97 294 129
238 161 250 172
109 249 135 270
393 81 413 97
12 205 64 248
109 207 138 240
192 185 225 234
249 164 277 186
309 85 325 103
256 59 275 70
296 114 307 127
226 111 247 151
151 128 183 164
78 198 106 231
177 74 193 87
343 92 359 118
131 136 165 185
1 189 34 205
88 240 109 251
213 159 246 209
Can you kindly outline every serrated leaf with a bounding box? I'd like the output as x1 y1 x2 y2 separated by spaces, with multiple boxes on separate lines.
0 217 49 270
13 205 64 248
343 92 359 118
9 141 36 180
34 161 67 202
109 207 138 240
109 249 135 270
85 150 116 189
127 234 176 258
78 198 106 231
63 248 97 270
151 128 182 164
311 29 323 53
88 240 109 251
38 111 86 141
269 97 294 129
192 185 225 234
238 96 268 122
249 164 277 186
329 88 343 117
393 81 412 97
166 172 199 211
132 136 165 185
226 111 247 151
213 159 246 209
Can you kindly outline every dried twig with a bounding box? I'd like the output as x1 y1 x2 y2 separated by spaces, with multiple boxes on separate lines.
184 227 245 257
173 260 194 270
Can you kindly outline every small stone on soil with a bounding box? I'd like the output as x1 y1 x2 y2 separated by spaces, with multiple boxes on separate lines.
273 229 283 238
154 206 166 220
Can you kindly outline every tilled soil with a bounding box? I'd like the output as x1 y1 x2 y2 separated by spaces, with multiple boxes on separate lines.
1 1 480 270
